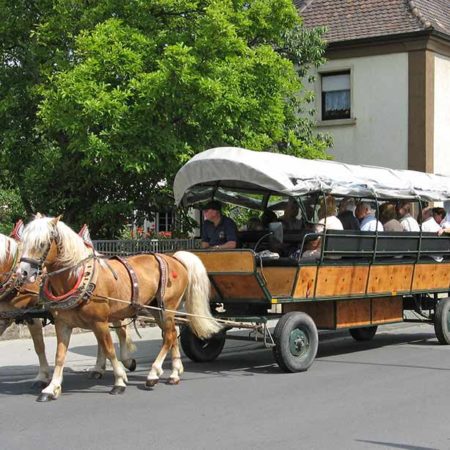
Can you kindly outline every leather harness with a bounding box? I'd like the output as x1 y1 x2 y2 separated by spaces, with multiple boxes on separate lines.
109 253 168 317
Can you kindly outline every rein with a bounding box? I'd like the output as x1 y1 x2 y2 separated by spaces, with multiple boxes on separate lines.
43 254 96 278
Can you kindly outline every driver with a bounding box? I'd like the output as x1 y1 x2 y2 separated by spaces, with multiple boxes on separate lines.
201 201 238 250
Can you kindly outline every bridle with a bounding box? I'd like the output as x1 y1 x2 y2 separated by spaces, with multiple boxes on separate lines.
19 228 59 277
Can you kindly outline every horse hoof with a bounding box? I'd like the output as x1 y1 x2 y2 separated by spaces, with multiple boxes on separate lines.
125 359 137 372
109 386 126 395
145 379 159 388
36 393 56 402
167 378 180 385
88 371 103 380
31 380 48 391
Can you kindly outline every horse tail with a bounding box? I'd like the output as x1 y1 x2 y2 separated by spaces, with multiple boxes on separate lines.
173 251 222 339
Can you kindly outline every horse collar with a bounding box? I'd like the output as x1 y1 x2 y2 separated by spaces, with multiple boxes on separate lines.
40 251 98 310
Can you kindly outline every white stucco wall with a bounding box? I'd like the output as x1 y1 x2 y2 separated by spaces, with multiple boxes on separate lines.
434 54 450 177
307 53 409 169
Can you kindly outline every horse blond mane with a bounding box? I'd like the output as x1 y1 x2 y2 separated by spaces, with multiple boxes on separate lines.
0 234 18 265
23 217 90 268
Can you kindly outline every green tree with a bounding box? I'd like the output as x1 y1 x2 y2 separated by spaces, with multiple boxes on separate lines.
0 188 27 235
0 0 328 237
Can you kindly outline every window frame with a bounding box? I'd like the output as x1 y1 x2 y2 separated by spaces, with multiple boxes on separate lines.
320 70 352 121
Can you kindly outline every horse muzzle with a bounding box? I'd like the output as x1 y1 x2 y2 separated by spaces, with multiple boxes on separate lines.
17 259 40 284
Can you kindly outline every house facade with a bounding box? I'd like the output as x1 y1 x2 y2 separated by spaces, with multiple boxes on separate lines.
297 0 450 175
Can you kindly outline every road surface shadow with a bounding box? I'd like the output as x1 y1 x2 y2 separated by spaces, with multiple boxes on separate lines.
0 327 446 397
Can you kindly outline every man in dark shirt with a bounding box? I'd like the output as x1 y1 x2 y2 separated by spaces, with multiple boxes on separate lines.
201 200 238 249
338 198 360 230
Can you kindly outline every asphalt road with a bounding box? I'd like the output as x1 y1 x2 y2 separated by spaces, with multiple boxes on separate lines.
0 322 449 450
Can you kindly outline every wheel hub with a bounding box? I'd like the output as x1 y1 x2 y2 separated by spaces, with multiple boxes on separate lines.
289 328 309 357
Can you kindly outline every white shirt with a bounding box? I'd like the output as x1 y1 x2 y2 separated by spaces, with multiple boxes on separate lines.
400 214 420 232
421 217 441 233
360 215 384 232
440 213 450 229
316 216 344 232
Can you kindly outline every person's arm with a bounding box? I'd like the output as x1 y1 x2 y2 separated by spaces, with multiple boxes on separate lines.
200 223 211 248
213 241 237 250
438 228 450 236
221 217 238 249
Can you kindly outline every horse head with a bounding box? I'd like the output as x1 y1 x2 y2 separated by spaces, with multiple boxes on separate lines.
17 215 88 283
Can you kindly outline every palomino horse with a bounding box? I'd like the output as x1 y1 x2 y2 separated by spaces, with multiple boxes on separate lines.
0 222 136 391
0 226 50 388
17 216 220 401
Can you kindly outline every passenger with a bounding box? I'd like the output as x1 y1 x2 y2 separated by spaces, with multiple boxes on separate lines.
300 234 321 261
260 209 278 228
279 198 303 231
421 207 441 232
440 201 450 228
379 202 403 232
317 195 343 232
355 201 384 231
247 217 264 231
432 207 446 226
300 196 342 261
201 200 238 250
337 198 360 230
396 201 420 232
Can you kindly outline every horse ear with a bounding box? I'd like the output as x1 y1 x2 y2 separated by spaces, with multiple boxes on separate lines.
35 212 42 219
78 224 94 248
50 215 63 226
10 220 24 241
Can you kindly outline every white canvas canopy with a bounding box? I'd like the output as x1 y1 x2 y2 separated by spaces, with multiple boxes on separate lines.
173 147 450 205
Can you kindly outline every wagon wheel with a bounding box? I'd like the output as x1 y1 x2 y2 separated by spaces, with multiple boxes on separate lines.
434 297 450 345
272 312 318 373
180 326 226 362
349 326 378 341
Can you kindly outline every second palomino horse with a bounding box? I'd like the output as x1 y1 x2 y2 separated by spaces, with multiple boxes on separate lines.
17 216 221 401
0 222 50 388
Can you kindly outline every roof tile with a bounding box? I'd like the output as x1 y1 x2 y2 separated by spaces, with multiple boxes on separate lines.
295 0 450 43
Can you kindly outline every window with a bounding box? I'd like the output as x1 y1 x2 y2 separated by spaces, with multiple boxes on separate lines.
157 210 173 232
321 71 351 121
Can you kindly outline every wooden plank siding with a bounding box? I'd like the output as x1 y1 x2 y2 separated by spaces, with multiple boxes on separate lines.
292 263 450 300
193 251 450 303
283 296 403 329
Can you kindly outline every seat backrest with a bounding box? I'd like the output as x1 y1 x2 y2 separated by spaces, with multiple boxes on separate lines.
238 230 272 250
322 230 450 259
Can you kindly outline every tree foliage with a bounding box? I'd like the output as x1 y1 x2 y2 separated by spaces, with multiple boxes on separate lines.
0 0 328 237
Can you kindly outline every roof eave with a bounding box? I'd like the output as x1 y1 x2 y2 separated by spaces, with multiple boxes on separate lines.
325 29 434 50
430 28 450 44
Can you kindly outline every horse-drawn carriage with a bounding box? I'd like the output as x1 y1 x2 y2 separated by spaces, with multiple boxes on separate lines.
8 146 450 401
174 147 450 372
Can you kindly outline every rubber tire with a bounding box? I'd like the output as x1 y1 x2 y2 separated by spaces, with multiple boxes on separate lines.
349 326 378 341
434 297 450 345
272 312 318 373
180 326 226 362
